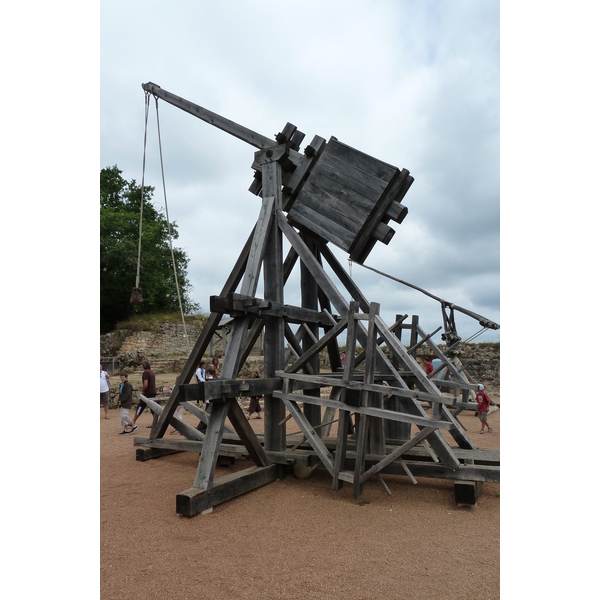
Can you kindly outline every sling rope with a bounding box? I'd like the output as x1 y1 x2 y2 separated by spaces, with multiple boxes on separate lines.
135 92 191 352
135 92 151 290
154 97 191 352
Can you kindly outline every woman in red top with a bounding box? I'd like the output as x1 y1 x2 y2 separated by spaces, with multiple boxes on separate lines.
475 383 492 434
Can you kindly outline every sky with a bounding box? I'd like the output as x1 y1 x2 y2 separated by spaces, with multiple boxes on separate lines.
100 0 500 345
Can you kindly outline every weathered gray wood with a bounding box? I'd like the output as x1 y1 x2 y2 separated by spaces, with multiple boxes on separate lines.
454 481 483 505
133 437 246 457
135 447 182 461
226 397 271 467
177 465 279 517
263 161 286 453
300 233 322 428
351 170 414 263
313 254 343 374
284 315 349 375
359 427 435 484
192 400 231 490
333 301 360 490
282 134 327 208
365 303 385 456
274 390 457 432
210 293 337 327
281 397 336 479
276 371 458 407
143 82 277 151
181 401 235 435
141 395 204 441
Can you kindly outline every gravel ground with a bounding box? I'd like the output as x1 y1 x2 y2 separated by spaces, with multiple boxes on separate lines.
100 375 500 600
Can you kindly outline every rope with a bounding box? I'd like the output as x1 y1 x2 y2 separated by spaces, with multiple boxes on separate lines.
154 97 191 353
135 92 151 289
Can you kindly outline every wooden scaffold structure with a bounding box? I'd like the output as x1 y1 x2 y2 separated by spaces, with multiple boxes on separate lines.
133 82 500 517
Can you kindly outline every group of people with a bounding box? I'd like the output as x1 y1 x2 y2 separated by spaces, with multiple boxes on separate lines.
194 357 220 385
101 357 225 435
99 360 158 435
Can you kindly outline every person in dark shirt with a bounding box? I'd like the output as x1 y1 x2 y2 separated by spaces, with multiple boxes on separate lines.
118 372 137 435
133 360 157 427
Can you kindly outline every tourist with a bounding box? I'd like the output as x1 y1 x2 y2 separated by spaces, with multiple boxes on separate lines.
475 383 492 434
100 363 111 419
247 370 262 420
424 357 434 377
133 360 157 428
210 357 220 378
117 372 137 435
195 360 206 384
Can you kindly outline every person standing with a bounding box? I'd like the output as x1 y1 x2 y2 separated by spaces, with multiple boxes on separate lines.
195 360 206 384
475 383 492 434
118 372 137 435
247 370 262 420
210 357 220 378
133 360 157 427
100 363 111 419
424 357 434 377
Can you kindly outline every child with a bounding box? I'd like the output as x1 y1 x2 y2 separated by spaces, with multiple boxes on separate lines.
475 383 492 434
118 372 137 435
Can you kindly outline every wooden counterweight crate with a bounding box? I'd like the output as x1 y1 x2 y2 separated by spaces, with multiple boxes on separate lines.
286 137 414 264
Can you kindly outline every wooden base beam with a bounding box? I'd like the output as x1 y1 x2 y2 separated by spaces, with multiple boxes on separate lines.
176 464 280 517
454 480 483 506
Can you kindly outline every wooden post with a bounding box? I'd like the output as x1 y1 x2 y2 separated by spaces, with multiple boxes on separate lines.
262 159 286 452
301 232 322 428
333 301 360 491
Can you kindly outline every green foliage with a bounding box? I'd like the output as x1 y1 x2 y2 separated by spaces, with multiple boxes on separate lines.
100 165 199 333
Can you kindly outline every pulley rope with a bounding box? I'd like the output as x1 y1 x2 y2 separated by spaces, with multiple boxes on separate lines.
154 97 191 352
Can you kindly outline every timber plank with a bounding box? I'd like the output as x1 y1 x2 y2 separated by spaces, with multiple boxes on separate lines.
176 465 279 517
274 390 453 430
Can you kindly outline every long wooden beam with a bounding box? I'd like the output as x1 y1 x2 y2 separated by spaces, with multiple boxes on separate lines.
273 391 452 431
276 371 457 406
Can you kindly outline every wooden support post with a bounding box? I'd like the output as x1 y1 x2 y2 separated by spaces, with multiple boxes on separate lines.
387 313 411 442
366 304 385 456
263 159 286 452
454 481 483 506
301 232 322 429
353 303 381 497
333 301 360 491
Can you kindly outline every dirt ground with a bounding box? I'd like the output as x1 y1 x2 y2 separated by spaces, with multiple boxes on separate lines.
100 373 500 600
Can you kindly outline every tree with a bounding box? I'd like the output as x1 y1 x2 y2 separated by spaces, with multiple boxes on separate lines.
100 165 199 333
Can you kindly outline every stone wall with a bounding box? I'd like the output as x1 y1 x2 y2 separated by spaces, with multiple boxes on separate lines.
100 319 499 392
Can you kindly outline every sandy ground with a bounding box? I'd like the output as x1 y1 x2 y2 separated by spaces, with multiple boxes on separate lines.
101 373 500 600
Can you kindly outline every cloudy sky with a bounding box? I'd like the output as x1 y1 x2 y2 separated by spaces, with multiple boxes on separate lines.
100 0 500 345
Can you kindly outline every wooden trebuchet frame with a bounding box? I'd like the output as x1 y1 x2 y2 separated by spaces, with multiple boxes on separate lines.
132 83 499 516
